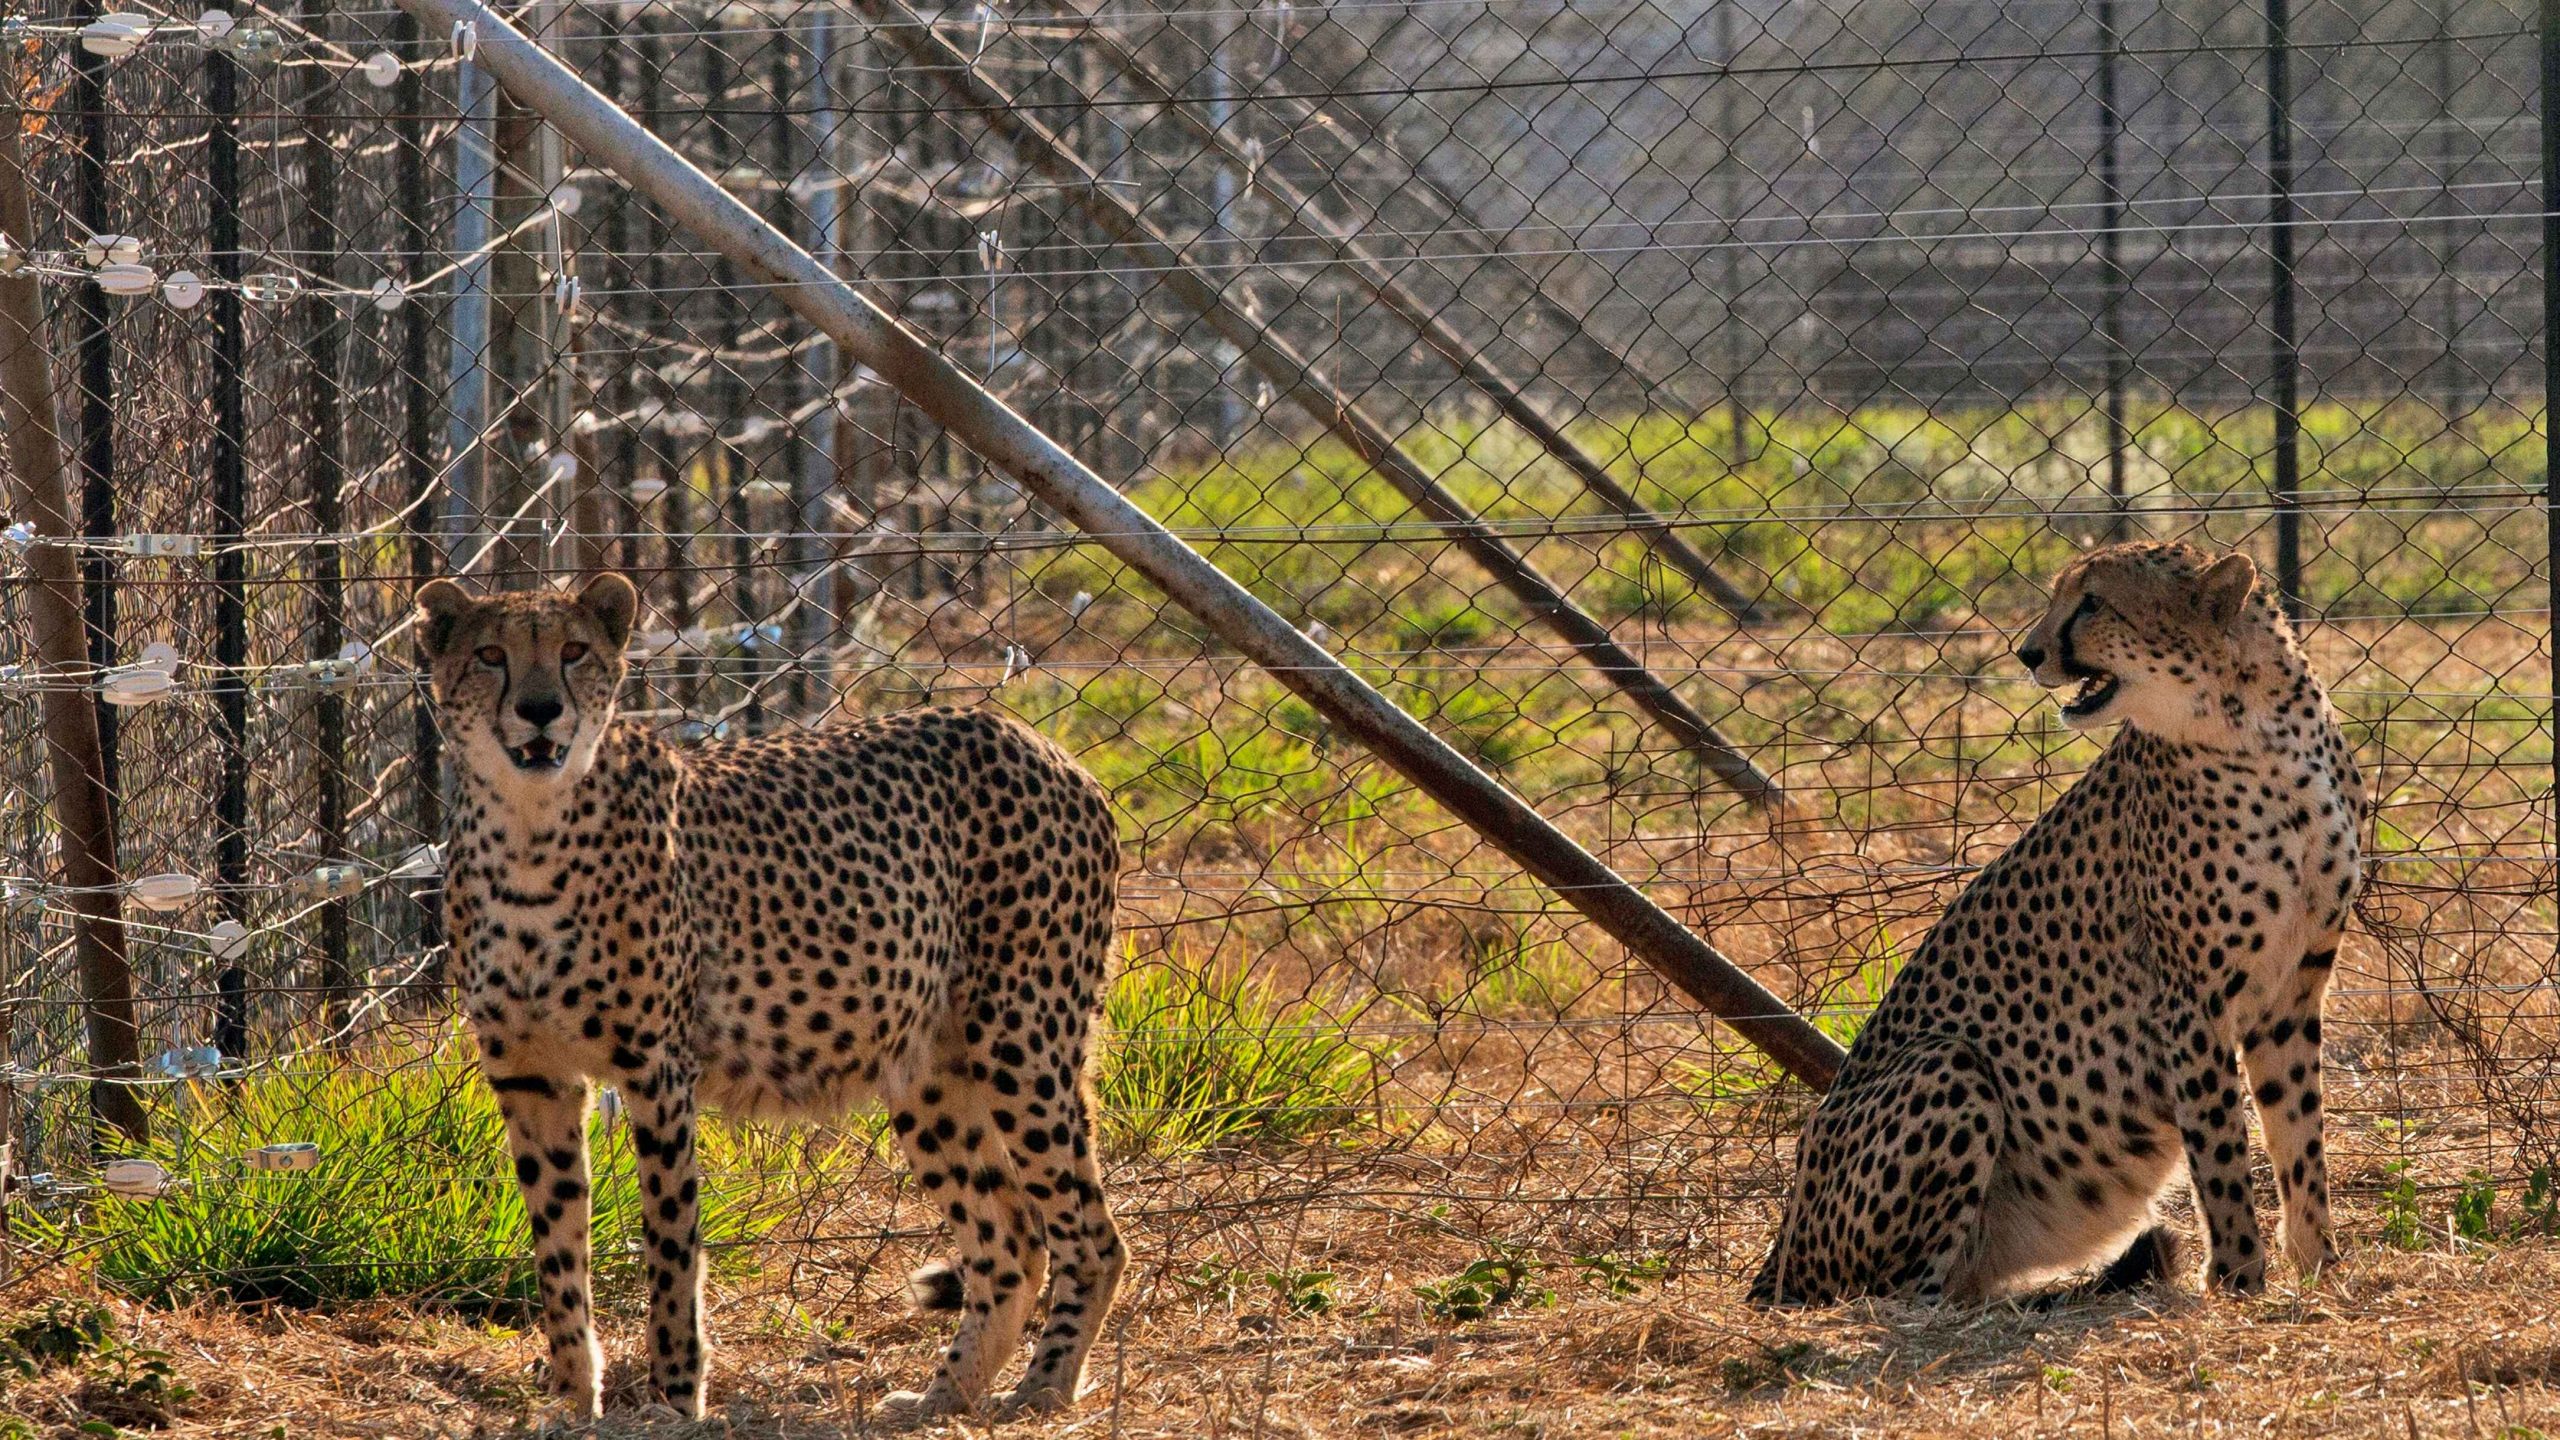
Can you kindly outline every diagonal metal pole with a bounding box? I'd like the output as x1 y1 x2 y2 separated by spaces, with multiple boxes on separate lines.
0 84 147 1145
1075 18 1769 624
872 8 1782 811
379 0 1841 1088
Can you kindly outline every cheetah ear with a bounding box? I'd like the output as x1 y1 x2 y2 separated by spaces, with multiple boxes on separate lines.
414 578 478 660
2201 552 2257 629
576 572 639 650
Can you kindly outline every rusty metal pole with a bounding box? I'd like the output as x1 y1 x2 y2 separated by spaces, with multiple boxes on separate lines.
0 84 148 1144
1077 21 1768 624
874 11 1782 810
381 0 1840 1087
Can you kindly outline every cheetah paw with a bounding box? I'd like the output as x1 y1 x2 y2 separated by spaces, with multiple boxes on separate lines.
529 1395 602 1433
874 1388 966 1429
993 1383 1075 1419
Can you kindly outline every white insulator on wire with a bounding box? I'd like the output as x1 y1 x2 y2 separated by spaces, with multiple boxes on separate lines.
977 228 1005 274
359 50 400 88
305 639 375 689
247 1143 320 1173
3 881 45 918
3 521 39 552
82 234 142 268
95 263 156 297
1000 644 1029 685
160 270 205 309
550 182 583 217
291 863 365 904
595 1087 623 1126
100 1158 172 1199
242 272 300 304
542 451 579 487
100 644 183 706
388 842 443 880
737 476 791 501
626 476 668 504
127 872 202 912
153 1044 220 1078
451 19 476 60
196 8 235 39
208 918 249 960
1068 590 1094 618
369 278 404 313
78 14 150 59
0 233 25 278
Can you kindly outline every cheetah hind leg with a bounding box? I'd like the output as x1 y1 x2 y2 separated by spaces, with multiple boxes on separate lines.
1752 1041 2005 1304
879 1067 1048 1424
997 1073 1124 1417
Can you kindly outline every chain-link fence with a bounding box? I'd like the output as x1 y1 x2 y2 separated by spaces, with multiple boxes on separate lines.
0 0 2554 1402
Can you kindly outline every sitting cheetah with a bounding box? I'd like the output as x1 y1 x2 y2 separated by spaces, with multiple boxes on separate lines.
1750 541 2362 1304
416 573 1125 1422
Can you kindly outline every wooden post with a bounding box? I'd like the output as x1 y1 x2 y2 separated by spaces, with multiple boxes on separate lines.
0 78 148 1144
297 0 355 1040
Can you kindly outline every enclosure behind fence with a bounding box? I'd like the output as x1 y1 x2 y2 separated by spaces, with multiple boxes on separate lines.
0 0 2553 1323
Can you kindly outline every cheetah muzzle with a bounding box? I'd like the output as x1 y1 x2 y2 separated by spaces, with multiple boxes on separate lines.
417 573 1127 1424
1752 541 2365 1305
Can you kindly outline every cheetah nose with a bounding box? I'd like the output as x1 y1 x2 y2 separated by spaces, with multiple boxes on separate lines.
2016 644 2046 671
515 696 565 729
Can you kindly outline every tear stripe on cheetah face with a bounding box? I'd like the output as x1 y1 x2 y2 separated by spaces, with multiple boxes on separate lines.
421 574 1127 1422
416 573 635 803
2017 542 2293 746
1752 539 2365 1306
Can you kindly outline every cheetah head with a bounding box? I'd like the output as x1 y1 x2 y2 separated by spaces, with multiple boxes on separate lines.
2016 541 2292 744
414 573 637 796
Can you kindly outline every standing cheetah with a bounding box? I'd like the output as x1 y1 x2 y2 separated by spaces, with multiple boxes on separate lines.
416 573 1125 1421
1750 541 2363 1304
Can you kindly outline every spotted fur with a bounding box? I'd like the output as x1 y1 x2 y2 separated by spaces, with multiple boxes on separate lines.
1750 541 2364 1304
417 574 1125 1422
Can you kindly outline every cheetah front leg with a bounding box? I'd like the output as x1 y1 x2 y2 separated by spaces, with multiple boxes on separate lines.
488 1071 602 1420
625 1058 708 1417
2243 951 2337 1277
2166 1012 2268 1295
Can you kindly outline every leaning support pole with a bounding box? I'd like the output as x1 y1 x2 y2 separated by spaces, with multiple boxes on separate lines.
873 10 1782 810
0 90 148 1144
1077 21 1768 624
379 0 1843 1088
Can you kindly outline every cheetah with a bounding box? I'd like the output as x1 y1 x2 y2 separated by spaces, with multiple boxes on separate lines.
415 573 1126 1422
1750 540 2363 1304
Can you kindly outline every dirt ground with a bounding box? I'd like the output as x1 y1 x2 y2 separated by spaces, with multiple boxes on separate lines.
3 1187 2554 1440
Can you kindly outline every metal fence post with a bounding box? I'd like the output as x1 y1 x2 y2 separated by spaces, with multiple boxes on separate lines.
384 0 1844 1086
2266 0 2305 620
2097 0 2132 542
2542 0 2559 829
208 8 252 1064
0 84 147 1145
395 5 446 970
298 0 355 1037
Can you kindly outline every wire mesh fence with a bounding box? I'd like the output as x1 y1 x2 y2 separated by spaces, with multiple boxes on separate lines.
0 0 2553 1381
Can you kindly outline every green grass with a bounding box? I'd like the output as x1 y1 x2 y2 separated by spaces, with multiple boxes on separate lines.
19 1046 814 1315
16 959 1393 1314
1098 950 1391 1156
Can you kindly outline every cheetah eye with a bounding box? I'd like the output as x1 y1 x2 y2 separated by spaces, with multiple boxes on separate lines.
474 645 507 668
560 641 589 665
2074 593 2100 619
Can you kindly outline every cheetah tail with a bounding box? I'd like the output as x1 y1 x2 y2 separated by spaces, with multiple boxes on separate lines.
906 1260 966 1312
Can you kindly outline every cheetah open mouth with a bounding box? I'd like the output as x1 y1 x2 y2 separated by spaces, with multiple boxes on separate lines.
2059 671 2120 718
507 737 565 772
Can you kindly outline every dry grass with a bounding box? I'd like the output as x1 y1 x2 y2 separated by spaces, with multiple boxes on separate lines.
4 1178 2555 1439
